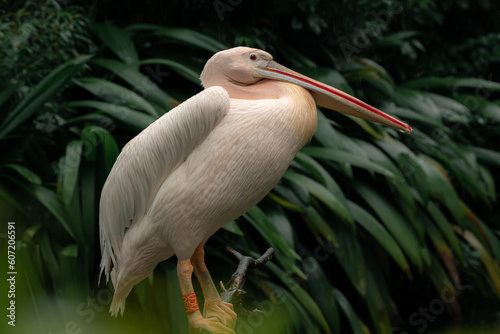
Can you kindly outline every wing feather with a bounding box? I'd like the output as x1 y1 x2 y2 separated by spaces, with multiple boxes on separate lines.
99 86 230 281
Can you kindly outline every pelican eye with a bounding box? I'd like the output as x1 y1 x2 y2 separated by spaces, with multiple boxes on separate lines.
250 54 257 61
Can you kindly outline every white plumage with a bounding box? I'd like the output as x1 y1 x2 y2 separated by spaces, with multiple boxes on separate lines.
100 83 316 315
99 47 409 332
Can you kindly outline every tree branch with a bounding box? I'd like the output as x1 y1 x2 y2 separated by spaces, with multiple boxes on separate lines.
220 247 274 305
197 247 274 333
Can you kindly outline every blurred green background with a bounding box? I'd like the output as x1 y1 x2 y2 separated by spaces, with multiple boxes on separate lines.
1 0 500 333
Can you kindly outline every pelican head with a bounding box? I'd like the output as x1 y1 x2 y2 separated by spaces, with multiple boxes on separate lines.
201 47 411 134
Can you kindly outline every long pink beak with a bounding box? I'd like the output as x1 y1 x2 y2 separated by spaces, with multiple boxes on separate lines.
253 61 411 134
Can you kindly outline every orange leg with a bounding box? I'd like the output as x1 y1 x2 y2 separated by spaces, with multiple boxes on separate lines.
177 260 234 333
191 245 237 329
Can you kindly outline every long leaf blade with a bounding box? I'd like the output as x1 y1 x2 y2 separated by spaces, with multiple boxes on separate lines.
73 77 159 118
67 100 155 131
283 171 352 223
354 182 423 271
91 58 173 112
333 288 370 334
93 23 139 66
139 58 201 85
302 147 396 179
0 55 92 140
152 28 227 53
349 201 410 275
61 140 83 207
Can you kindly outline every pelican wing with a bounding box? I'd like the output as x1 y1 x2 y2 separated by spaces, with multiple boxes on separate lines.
99 86 230 281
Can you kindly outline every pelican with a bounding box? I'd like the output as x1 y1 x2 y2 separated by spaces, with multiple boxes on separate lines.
99 46 411 333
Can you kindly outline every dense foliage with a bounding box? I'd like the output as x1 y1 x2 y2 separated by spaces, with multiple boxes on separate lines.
1 0 500 333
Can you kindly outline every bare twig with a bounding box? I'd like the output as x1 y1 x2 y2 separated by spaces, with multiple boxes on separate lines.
220 247 274 306
197 248 274 333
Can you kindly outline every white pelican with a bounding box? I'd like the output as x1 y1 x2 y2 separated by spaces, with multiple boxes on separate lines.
99 46 411 333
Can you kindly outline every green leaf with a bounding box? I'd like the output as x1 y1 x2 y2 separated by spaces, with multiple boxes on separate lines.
12 182 75 240
317 113 372 157
347 116 383 139
426 202 463 261
297 67 354 95
375 30 420 47
283 171 352 223
313 112 345 150
342 61 395 97
354 139 416 209
333 288 370 334
0 82 19 108
264 281 318 333
358 58 396 87
477 164 496 202
364 251 393 334
426 92 471 122
303 206 339 247
299 247 341 334
39 231 60 284
244 206 303 277
81 126 119 173
272 181 309 208
479 99 500 123
376 138 439 205
467 146 500 166
268 191 304 212
93 23 139 66
402 76 500 91
80 161 96 260
73 77 159 118
406 130 486 201
266 261 332 334
354 182 423 271
139 58 201 85
424 218 460 287
331 221 367 297
425 254 462 318
0 181 37 223
349 201 410 274
59 245 88 301
476 218 500 263
386 88 443 122
124 23 161 32
152 28 227 53
397 153 429 204
222 221 244 236
301 146 396 179
360 58 395 88
294 152 347 206
60 244 78 257
382 104 445 129
0 163 42 185
266 206 296 249
461 229 500 299
60 140 83 207
62 114 112 127
0 55 92 140
312 112 354 177
67 100 155 131
417 156 466 225
91 58 173 112
23 223 43 243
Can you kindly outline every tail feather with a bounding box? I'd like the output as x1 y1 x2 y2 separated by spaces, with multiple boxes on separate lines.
109 270 134 317
105 250 175 316
110 288 132 317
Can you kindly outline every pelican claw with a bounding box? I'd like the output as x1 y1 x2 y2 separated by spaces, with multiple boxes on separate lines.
204 298 237 329
189 312 235 334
